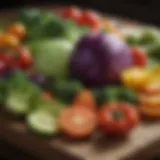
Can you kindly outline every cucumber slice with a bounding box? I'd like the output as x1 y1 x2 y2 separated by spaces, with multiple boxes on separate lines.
5 93 30 115
27 109 58 136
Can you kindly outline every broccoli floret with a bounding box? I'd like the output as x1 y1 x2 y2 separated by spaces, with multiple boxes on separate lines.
52 79 83 104
5 71 41 115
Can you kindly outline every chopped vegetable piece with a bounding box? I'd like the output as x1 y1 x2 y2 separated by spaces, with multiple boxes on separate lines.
27 109 58 136
117 88 138 105
60 7 81 23
139 105 160 119
139 83 160 118
42 92 53 101
93 87 138 106
93 88 109 106
7 23 26 40
126 35 139 46
3 47 32 70
52 80 83 104
79 10 101 30
30 39 73 79
121 67 150 91
131 48 148 67
73 90 96 110
139 30 159 45
99 103 139 136
0 33 20 48
59 107 97 138
5 71 41 115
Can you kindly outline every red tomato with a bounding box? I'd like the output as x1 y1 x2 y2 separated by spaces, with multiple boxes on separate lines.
131 48 148 67
0 60 9 74
3 47 32 70
79 10 101 30
99 103 139 136
61 7 81 22
59 107 97 138
73 90 96 110
18 47 32 70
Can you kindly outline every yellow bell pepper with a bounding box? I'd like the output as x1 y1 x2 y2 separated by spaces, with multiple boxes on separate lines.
121 67 150 91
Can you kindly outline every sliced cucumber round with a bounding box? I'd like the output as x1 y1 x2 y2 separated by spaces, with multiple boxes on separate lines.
27 109 58 136
5 93 30 115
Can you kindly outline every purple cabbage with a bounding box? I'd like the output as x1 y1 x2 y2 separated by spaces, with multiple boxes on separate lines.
70 33 133 87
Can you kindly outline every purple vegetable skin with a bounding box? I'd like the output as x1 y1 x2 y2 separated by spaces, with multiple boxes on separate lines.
70 33 133 87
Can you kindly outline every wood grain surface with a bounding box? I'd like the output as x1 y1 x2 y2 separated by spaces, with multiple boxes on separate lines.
0 6 160 160
0 109 160 160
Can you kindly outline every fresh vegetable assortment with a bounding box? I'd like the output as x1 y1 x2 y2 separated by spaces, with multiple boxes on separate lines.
0 7 160 139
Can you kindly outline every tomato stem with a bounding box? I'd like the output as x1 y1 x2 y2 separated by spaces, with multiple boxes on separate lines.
112 111 124 120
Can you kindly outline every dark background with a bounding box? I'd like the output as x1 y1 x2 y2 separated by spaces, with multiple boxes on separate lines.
0 0 160 25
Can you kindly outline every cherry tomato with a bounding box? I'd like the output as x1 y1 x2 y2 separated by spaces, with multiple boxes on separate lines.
61 7 81 22
131 48 148 67
18 47 32 69
79 10 101 30
99 103 139 136
73 90 96 110
59 107 97 138
2 47 32 70
0 60 9 76
121 67 150 91
7 23 26 40
0 33 19 48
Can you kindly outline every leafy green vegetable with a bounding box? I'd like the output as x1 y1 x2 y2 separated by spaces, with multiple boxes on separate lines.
139 30 159 45
126 35 139 46
18 8 42 27
52 79 83 104
93 88 109 106
5 71 41 115
18 9 88 42
117 88 138 105
93 86 138 106
30 39 73 79
147 43 160 61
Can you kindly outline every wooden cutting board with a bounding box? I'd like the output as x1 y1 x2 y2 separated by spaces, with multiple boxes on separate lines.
0 5 160 160
0 110 160 160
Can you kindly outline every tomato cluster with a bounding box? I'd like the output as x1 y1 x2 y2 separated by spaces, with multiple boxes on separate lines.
0 47 32 71
60 7 102 31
